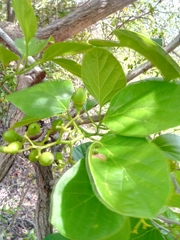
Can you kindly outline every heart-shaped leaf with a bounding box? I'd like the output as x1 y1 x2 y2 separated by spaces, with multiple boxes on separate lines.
82 48 126 106
51 159 126 240
87 134 172 218
103 80 180 137
6 80 74 118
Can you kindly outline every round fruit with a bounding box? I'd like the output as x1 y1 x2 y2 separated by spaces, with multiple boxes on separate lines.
28 149 39 162
27 123 40 136
0 146 10 153
3 129 22 143
72 88 87 106
39 152 54 166
56 152 63 160
7 141 22 154
52 119 63 131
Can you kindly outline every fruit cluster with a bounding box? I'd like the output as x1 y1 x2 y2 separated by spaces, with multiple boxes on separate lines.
0 88 87 167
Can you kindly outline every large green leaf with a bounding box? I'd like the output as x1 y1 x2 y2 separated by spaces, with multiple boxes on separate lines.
42 42 92 62
12 0 37 43
81 48 126 106
51 159 127 240
153 134 180 162
87 134 172 218
168 192 180 208
104 217 131 240
103 80 180 137
130 218 165 240
0 46 19 67
52 58 82 78
114 29 180 81
6 81 74 118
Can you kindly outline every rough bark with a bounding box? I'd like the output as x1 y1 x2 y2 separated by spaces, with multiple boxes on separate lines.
0 0 137 42
34 163 53 239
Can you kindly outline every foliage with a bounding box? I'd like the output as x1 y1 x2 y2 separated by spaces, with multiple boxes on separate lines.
1 0 180 240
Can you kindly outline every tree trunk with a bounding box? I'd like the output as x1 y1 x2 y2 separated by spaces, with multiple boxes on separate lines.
34 163 53 239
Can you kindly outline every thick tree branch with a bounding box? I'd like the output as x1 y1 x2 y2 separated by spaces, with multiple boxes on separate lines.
127 32 180 82
0 0 137 42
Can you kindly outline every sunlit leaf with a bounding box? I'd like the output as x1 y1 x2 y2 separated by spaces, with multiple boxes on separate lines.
0 46 19 67
51 159 126 240
42 42 92 62
12 0 37 43
52 58 81 78
103 80 180 137
6 80 74 118
114 29 180 80
82 48 126 106
87 134 172 218
89 39 120 47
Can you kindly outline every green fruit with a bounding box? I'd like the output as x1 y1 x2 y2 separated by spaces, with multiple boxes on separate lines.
72 88 87 107
28 149 39 162
3 129 22 143
56 152 63 160
7 141 22 154
0 146 10 153
27 123 40 136
52 119 63 131
39 152 54 166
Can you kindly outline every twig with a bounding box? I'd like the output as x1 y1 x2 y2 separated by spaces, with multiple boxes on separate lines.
157 215 180 226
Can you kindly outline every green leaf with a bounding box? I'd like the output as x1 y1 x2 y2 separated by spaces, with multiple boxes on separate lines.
52 58 82 78
168 192 180 208
72 142 92 161
42 42 92 62
15 37 52 57
28 37 52 56
43 233 69 240
51 159 127 240
104 217 131 240
14 38 26 57
103 80 180 137
151 38 163 46
6 80 74 118
87 134 172 218
114 29 180 81
12 0 37 43
0 46 19 67
11 115 42 129
130 218 165 240
82 48 126 106
84 98 98 111
89 39 121 48
153 134 180 162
